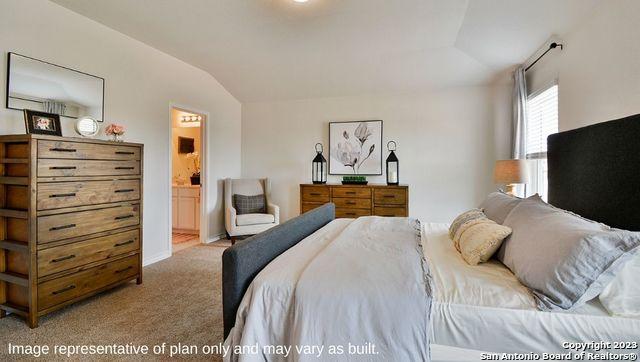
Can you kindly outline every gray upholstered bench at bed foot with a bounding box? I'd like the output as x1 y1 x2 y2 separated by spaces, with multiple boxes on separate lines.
222 203 336 337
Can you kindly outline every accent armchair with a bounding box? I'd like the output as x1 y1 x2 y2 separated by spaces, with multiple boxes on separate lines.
224 178 280 244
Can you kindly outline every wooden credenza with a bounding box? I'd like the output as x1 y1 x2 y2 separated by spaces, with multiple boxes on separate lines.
300 184 408 218
0 134 143 328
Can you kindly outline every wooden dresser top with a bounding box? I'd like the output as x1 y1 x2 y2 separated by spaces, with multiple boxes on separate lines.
300 183 408 187
0 134 143 147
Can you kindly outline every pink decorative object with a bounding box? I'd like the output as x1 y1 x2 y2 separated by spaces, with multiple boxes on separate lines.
105 123 125 142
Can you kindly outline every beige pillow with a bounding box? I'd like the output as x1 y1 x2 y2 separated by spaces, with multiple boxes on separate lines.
448 208 485 240
455 218 512 265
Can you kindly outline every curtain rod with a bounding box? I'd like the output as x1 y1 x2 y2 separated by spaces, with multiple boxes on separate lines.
525 42 563 72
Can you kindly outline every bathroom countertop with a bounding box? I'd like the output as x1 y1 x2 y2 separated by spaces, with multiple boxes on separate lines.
172 184 201 188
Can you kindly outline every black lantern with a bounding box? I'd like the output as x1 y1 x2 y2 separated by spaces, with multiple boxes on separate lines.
386 141 399 185
312 143 327 184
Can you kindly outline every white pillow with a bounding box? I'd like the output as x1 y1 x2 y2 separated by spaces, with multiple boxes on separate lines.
599 253 640 317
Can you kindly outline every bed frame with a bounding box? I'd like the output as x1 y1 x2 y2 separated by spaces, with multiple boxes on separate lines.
548 113 640 232
222 203 335 337
222 113 640 338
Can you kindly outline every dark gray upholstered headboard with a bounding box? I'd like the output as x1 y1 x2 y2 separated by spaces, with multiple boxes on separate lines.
548 113 640 231
222 203 336 337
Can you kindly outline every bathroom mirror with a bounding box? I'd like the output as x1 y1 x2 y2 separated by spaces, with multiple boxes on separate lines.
6 52 104 121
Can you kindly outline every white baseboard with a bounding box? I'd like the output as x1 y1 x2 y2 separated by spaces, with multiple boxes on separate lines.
205 233 226 244
143 250 172 266
143 233 225 267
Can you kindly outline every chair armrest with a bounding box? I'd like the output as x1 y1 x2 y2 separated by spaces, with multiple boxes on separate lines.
267 203 280 224
226 206 238 234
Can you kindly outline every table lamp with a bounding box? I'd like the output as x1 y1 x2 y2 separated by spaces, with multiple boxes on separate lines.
493 159 529 196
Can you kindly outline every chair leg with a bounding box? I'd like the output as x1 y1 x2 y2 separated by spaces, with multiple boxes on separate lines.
230 236 236 245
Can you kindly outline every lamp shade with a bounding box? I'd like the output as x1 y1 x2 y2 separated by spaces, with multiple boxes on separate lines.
493 159 529 184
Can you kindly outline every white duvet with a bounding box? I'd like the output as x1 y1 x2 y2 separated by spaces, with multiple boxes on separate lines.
225 217 432 362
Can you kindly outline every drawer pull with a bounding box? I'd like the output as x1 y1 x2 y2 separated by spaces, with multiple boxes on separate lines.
115 215 134 220
346 212 356 216
383 195 396 198
49 193 76 198
309 192 321 196
52 285 76 295
51 254 76 263
115 166 135 170
49 166 77 170
114 189 135 193
345 202 356 205
50 224 76 231
115 151 135 155
114 240 135 247
115 266 133 274
345 191 356 195
49 148 76 152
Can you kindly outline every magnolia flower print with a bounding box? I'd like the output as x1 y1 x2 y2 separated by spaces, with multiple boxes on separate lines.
336 140 359 172
354 122 373 145
333 122 377 174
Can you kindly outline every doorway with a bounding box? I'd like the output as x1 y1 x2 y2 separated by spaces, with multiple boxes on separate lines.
170 107 206 254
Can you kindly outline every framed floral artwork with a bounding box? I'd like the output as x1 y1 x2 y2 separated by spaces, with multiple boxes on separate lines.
329 120 383 175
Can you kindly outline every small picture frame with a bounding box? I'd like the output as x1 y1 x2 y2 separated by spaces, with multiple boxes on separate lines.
23 110 62 136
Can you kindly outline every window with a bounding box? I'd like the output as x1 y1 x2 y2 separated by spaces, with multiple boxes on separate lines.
525 84 558 200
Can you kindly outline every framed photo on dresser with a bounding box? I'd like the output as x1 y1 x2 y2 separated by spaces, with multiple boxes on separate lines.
23 109 62 136
329 120 383 175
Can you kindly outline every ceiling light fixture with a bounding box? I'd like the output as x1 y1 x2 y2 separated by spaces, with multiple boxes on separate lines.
293 0 309 3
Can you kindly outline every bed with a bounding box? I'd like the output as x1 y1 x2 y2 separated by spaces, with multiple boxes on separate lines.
222 114 640 361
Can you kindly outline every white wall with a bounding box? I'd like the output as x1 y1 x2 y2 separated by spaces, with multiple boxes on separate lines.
526 0 640 131
0 0 242 265
242 86 511 223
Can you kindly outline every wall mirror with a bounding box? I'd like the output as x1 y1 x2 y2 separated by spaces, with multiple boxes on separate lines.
6 52 104 121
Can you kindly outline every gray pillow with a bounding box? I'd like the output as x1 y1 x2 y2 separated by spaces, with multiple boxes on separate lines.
233 194 266 215
500 195 640 311
479 192 521 224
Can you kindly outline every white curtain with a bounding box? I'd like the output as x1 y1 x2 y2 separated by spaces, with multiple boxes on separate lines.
43 100 67 116
512 66 527 159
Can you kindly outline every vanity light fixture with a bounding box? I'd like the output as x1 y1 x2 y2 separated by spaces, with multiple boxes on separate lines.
293 0 309 3
180 114 202 127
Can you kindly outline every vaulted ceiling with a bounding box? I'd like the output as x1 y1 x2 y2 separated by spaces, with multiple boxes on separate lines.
51 0 599 102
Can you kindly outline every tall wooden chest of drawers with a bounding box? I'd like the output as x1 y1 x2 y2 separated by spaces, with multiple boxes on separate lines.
0 134 143 327
300 184 408 218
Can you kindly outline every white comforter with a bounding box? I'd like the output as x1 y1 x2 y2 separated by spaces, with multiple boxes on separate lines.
225 217 432 362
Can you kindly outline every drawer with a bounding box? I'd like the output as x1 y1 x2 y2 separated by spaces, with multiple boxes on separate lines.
332 197 372 209
374 188 407 205
38 159 140 177
333 187 371 198
37 179 140 210
38 229 140 277
301 202 324 213
301 186 330 203
38 254 139 311
374 206 408 217
336 208 371 218
38 140 140 160
38 204 140 244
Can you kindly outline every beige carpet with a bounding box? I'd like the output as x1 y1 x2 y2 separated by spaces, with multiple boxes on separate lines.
0 241 231 361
